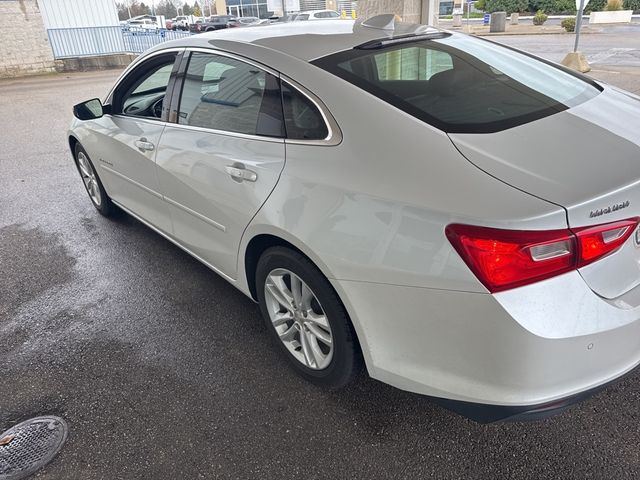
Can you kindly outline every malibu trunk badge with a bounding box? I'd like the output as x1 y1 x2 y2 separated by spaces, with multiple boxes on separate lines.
589 200 630 218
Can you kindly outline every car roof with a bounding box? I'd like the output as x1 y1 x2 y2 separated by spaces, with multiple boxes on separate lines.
153 18 442 62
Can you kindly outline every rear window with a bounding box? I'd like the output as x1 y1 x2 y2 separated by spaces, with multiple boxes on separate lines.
313 35 601 133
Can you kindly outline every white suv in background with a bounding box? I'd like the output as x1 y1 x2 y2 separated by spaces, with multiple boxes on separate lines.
293 10 341 20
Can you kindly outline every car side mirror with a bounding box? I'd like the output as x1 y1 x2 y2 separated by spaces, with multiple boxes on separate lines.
73 98 109 120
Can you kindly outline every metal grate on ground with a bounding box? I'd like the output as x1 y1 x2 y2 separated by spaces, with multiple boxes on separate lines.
0 416 68 480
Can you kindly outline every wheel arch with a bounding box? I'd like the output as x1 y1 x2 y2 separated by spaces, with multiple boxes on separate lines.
68 134 79 156
243 232 331 302
242 229 368 368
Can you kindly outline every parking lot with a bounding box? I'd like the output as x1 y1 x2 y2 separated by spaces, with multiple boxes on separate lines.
1 32 640 479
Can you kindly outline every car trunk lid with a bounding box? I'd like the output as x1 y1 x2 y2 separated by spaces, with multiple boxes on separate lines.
449 87 640 299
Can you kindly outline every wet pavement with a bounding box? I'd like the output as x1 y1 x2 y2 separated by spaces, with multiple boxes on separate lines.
1 33 640 479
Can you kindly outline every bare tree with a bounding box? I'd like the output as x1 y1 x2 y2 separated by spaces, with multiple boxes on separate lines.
156 0 178 17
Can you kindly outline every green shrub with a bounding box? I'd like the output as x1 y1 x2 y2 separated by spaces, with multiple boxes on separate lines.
605 0 623 9
533 9 548 23
475 0 487 10
528 0 574 13
561 16 576 30
623 0 640 12
584 0 606 12
485 0 528 13
552 0 577 12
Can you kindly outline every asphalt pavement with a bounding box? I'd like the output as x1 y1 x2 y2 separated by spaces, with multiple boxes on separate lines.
1 30 640 479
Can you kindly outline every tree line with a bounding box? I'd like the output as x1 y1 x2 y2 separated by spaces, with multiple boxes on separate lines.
116 1 209 20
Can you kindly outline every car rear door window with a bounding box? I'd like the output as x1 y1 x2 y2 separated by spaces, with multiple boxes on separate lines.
177 52 284 137
281 83 328 141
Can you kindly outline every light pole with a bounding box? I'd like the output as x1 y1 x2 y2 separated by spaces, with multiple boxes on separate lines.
560 0 591 72
574 0 585 51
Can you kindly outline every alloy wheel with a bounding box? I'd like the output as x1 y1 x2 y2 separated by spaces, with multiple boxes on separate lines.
264 268 334 370
77 151 102 207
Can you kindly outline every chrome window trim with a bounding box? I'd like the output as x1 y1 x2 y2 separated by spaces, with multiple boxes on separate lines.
110 115 168 127
164 122 286 143
187 46 280 77
104 45 342 146
280 75 343 147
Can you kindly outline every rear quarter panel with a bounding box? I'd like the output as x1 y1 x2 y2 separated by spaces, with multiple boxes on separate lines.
241 57 569 292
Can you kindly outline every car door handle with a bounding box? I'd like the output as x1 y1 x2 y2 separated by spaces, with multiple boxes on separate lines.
225 165 257 182
134 138 155 152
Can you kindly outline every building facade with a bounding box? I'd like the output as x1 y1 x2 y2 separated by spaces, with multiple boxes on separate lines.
0 0 57 78
38 0 120 28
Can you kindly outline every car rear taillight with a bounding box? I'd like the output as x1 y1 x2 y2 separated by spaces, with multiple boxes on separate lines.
446 218 639 292
574 219 637 266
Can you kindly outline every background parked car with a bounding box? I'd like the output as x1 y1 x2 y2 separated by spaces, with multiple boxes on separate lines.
175 15 190 30
236 16 261 26
199 15 239 31
189 18 206 32
293 10 341 20
127 19 159 33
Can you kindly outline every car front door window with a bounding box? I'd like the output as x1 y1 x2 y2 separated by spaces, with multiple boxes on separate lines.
117 57 176 119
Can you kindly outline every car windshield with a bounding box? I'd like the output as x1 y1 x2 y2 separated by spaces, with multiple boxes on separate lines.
313 34 601 133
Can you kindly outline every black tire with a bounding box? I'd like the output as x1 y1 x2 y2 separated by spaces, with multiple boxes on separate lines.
74 143 115 217
256 246 362 389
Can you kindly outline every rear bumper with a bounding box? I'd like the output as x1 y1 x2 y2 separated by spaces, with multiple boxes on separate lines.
432 369 630 423
332 273 640 419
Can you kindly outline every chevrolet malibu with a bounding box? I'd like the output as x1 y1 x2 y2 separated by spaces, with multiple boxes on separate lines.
69 15 640 422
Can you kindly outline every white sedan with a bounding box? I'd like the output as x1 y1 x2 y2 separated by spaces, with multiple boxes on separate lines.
69 16 640 422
